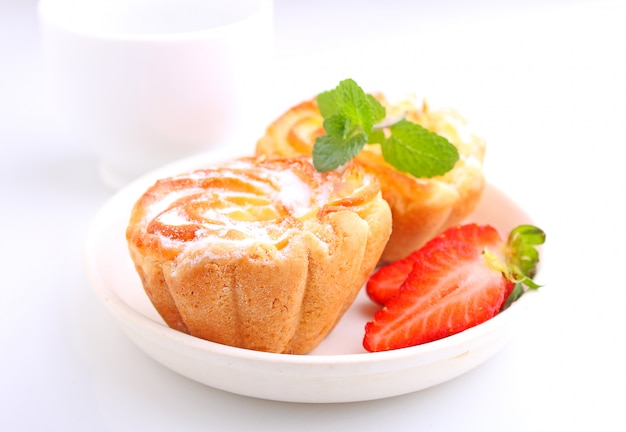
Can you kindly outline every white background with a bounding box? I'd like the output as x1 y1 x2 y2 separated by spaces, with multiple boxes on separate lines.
1 0 625 430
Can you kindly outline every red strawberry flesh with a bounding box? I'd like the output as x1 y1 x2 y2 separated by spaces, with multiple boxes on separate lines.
366 253 418 305
363 224 514 352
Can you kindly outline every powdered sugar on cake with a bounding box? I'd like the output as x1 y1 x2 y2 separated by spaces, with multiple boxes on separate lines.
140 157 370 258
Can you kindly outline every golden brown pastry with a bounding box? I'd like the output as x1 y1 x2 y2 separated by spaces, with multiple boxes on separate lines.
126 156 392 354
256 96 486 262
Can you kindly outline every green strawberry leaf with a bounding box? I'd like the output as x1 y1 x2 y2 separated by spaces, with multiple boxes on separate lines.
501 283 525 310
507 224 546 279
501 224 546 310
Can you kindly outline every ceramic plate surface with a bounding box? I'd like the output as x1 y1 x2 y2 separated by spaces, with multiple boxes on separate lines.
84 147 538 403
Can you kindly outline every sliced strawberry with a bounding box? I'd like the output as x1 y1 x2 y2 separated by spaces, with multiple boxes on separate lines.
363 223 544 352
367 224 501 306
366 252 419 306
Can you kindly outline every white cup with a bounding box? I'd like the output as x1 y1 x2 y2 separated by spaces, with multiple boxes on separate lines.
39 0 274 188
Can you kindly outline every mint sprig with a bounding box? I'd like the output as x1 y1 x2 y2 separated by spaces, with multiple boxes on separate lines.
312 78 459 178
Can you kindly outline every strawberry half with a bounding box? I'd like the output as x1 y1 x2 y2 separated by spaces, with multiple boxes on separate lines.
366 223 512 306
366 251 420 306
363 223 545 352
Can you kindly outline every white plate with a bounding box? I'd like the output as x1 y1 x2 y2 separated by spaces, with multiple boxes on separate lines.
84 147 538 403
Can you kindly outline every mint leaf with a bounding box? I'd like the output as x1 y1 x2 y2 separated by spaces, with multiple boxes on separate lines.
367 94 386 124
335 78 376 132
312 79 379 171
381 119 459 178
317 90 338 118
323 114 352 138
313 132 367 172
313 78 460 179
367 129 386 144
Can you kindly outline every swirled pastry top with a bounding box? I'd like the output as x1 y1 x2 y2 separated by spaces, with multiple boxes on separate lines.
128 156 383 259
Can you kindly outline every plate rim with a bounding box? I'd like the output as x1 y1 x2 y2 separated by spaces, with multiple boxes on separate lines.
84 146 538 402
